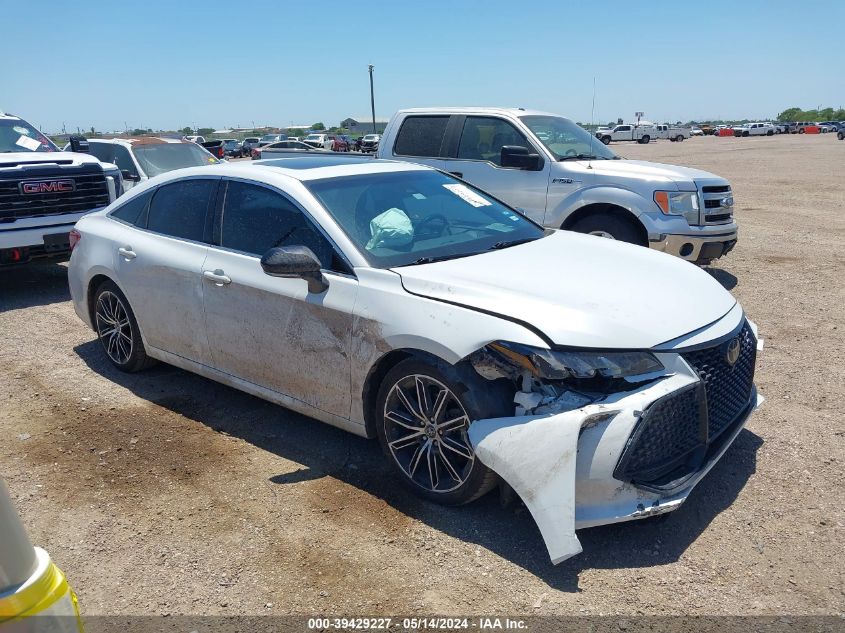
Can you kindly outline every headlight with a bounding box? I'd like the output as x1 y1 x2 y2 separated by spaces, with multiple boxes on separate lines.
653 190 699 215
472 341 664 381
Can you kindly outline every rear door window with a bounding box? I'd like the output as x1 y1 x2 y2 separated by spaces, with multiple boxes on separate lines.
147 179 216 242
393 116 450 157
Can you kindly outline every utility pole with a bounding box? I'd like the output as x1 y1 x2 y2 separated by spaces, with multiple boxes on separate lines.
368 64 376 133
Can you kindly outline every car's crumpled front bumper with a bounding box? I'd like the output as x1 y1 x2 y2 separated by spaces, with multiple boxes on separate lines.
468 323 765 565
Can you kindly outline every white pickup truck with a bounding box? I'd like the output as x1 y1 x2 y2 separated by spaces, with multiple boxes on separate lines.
0 112 121 266
374 107 738 265
598 122 689 144
731 122 775 137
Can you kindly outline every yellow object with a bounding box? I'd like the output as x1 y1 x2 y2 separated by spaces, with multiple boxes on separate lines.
0 548 82 632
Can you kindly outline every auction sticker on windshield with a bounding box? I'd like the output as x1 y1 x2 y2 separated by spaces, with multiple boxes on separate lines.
15 135 41 151
443 183 491 207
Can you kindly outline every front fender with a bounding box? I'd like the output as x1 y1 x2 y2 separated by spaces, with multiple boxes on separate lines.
547 185 650 228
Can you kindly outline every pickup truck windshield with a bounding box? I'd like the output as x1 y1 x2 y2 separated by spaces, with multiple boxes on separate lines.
133 143 219 177
520 115 618 161
0 119 59 153
307 169 544 268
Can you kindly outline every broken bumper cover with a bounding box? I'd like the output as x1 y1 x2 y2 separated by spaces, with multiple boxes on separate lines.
468 330 764 565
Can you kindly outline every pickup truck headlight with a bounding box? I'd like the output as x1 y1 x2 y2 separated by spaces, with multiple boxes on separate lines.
471 341 664 381
654 191 699 216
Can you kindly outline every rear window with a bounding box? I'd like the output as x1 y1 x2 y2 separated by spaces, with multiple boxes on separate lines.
393 116 449 157
133 143 219 177
147 179 216 242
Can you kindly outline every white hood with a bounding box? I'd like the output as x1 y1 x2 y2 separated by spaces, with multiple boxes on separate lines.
0 151 105 168
584 159 727 190
393 231 736 349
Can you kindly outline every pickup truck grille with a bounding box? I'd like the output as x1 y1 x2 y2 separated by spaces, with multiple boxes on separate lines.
699 184 734 225
0 163 109 223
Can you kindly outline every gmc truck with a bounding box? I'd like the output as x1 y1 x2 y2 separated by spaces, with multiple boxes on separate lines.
375 107 738 265
1 112 121 266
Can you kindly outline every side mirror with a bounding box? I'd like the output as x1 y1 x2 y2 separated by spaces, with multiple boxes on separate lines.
500 145 542 170
68 135 89 153
260 246 328 294
121 170 140 182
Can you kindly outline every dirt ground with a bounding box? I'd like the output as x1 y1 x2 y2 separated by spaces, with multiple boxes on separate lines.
1 133 843 617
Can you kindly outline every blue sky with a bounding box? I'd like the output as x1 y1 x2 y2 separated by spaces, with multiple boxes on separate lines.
3 0 843 132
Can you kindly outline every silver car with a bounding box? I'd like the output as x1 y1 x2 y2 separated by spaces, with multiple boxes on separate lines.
67 156 761 564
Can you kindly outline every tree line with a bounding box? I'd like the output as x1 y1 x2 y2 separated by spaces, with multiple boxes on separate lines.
777 107 845 122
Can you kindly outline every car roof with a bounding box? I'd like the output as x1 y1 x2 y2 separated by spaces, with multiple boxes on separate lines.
396 106 565 118
89 137 186 146
143 157 429 186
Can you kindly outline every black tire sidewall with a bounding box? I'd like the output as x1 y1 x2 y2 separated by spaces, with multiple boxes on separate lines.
569 213 644 245
375 357 511 506
94 280 151 373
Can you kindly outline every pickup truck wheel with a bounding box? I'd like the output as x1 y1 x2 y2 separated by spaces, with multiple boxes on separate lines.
640 135 650 144
838 132 844 140
767 130 774 136
569 213 645 246
600 136 611 145
93 281 155 373
676 134 684 142
376 358 509 506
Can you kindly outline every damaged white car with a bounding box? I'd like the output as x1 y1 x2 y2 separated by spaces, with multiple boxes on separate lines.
67 157 763 564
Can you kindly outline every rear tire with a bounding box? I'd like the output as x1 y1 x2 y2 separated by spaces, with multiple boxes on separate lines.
568 212 646 246
640 135 650 144
766 130 774 136
375 357 511 506
93 280 156 373
676 135 684 142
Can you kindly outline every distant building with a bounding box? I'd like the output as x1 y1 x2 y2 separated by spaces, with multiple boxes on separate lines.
341 117 389 133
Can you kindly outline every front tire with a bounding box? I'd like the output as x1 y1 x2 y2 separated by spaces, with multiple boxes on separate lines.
600 136 611 145
569 213 646 245
375 358 510 505
93 280 155 373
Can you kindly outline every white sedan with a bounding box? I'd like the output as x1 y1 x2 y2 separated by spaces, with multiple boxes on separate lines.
67 157 762 564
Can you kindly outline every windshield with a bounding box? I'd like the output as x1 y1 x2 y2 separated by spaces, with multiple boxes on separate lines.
306 169 545 268
305 134 322 140
363 135 378 140
133 143 219 177
0 118 59 153
519 115 618 160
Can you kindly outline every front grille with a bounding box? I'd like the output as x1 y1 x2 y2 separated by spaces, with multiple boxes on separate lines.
702 185 730 194
705 212 732 223
0 164 109 222
682 321 757 441
614 321 757 489
699 184 734 225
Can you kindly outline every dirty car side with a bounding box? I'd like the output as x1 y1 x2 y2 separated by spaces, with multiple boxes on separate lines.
67 159 762 565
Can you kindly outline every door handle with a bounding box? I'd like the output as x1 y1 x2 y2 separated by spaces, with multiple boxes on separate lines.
449 171 463 179
117 246 136 260
203 269 231 285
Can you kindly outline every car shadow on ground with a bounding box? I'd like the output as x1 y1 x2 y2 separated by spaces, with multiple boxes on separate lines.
0 262 70 312
75 340 761 592
704 266 738 290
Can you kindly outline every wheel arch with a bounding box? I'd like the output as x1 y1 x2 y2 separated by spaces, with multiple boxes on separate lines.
86 273 118 327
560 202 648 245
362 348 447 438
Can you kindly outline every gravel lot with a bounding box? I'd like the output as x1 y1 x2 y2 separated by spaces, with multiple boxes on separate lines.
1 133 843 617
